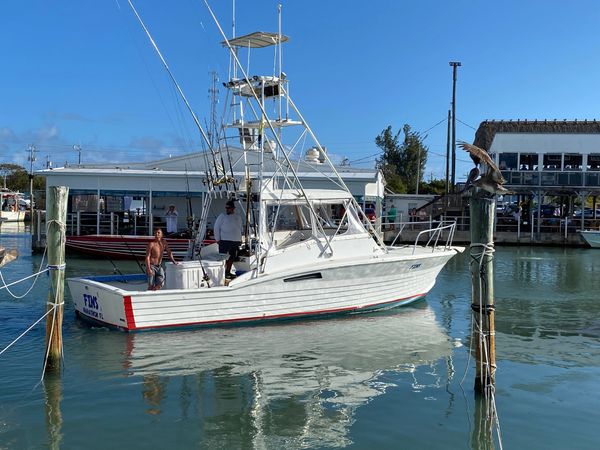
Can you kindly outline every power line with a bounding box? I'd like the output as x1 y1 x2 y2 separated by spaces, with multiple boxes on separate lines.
348 152 381 164
456 118 477 131
421 117 447 135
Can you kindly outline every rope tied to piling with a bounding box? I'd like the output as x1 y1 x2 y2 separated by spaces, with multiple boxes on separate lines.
47 263 66 271
0 246 48 299
461 240 504 449
0 302 59 358
46 219 67 247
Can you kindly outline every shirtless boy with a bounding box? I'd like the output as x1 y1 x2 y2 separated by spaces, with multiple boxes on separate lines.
145 228 178 290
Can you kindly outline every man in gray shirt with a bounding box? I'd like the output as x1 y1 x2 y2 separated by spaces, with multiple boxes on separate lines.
214 200 243 279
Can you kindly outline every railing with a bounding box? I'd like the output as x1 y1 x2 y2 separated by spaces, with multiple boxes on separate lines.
389 220 457 253
65 212 153 236
501 170 600 188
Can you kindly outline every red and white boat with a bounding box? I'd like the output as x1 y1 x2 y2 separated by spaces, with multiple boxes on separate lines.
67 6 462 331
66 235 193 260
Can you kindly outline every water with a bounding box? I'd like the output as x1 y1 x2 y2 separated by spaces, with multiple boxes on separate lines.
1 227 599 449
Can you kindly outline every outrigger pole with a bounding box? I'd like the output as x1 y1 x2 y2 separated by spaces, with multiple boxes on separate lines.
127 0 216 284
127 0 223 190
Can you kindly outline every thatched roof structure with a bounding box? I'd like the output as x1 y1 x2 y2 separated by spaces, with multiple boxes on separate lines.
473 119 600 151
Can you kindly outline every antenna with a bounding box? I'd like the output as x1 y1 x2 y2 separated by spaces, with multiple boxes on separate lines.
208 71 219 149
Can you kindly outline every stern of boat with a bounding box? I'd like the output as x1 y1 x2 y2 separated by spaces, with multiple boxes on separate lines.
68 274 145 330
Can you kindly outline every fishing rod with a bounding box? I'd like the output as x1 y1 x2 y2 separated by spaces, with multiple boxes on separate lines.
127 0 223 190
127 0 215 286
184 163 194 231
120 234 146 274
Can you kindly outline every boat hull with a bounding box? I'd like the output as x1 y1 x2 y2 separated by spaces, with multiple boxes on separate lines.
581 230 600 248
68 248 460 331
65 235 192 260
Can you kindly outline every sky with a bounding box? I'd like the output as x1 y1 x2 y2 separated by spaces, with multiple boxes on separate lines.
2 0 600 184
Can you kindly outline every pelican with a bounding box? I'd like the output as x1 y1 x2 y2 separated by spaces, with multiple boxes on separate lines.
458 141 509 195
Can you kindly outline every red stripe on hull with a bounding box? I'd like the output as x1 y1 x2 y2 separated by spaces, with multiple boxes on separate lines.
123 295 137 330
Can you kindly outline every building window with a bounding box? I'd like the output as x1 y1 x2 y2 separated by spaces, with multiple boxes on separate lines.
563 153 582 171
543 154 562 170
498 153 518 170
519 154 538 171
587 154 600 171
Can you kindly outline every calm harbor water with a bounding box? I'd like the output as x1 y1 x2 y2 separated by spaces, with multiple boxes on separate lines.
1 225 599 449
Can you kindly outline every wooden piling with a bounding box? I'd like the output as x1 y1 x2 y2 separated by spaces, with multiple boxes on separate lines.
469 193 496 393
44 186 69 374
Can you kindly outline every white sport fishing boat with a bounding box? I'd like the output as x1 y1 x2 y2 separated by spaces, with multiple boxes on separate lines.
67 3 463 331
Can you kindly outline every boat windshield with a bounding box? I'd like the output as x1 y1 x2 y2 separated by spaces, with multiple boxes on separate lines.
266 199 366 249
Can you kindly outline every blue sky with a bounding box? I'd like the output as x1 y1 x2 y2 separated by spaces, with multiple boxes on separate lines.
2 0 600 184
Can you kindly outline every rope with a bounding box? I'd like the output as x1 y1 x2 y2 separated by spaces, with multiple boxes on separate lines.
460 240 504 450
0 246 48 299
0 218 66 298
40 268 65 380
0 304 57 357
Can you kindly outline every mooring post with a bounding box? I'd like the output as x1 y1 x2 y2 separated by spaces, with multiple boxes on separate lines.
469 193 496 393
44 186 69 374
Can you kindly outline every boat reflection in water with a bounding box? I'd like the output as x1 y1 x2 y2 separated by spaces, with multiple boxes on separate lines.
91 305 452 447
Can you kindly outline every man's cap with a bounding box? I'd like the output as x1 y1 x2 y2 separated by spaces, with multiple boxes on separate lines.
226 200 235 208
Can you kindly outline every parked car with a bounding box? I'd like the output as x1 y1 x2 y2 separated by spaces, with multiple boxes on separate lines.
573 208 600 218
540 204 561 218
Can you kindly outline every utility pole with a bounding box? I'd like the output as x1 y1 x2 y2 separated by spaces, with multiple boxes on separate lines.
445 109 451 195
46 155 52 169
27 144 37 225
449 61 461 193
416 145 421 195
73 145 82 165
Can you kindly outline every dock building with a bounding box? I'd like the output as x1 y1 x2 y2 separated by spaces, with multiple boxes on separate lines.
477 120 600 233
399 120 600 246
38 149 384 237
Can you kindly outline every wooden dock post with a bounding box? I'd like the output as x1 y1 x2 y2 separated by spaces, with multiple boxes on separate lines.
469 193 496 393
44 186 69 374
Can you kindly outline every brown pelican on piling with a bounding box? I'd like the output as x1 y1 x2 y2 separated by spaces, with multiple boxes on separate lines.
458 141 510 195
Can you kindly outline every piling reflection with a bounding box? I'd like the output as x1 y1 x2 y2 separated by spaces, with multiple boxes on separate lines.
43 374 63 450
471 395 496 450
119 305 452 447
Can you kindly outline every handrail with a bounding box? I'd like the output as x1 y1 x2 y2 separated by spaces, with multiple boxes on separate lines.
387 219 456 253
413 221 457 254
